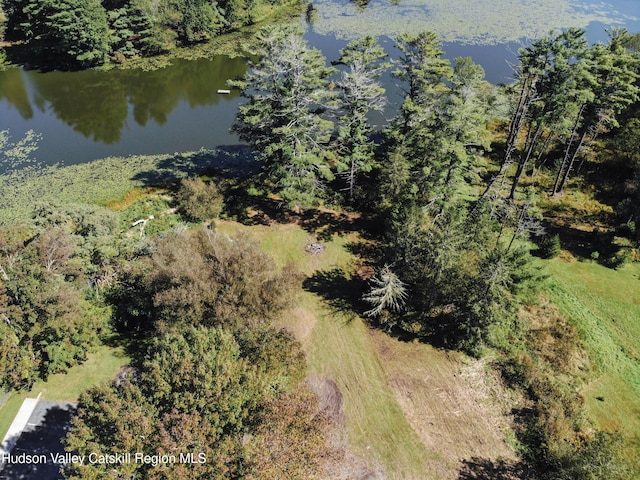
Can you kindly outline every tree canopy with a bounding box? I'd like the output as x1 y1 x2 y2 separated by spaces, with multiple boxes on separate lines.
0 0 292 68
63 325 333 480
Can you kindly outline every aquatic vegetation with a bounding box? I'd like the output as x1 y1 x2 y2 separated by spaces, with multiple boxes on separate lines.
309 0 636 44
0 147 258 225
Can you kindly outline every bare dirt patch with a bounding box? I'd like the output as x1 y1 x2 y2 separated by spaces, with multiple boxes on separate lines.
306 373 345 427
371 330 517 479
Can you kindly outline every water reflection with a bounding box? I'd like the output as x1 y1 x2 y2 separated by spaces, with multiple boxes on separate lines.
0 69 34 120
0 56 246 144
30 71 128 143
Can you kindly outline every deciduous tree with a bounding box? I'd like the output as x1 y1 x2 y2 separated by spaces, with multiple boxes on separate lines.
64 326 312 480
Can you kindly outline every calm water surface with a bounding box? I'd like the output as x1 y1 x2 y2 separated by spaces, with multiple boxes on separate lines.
0 0 638 171
0 56 247 171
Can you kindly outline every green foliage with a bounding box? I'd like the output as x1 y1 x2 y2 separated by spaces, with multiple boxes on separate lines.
615 117 640 245
234 325 306 393
537 233 561 259
143 327 264 427
600 248 630 269
393 30 452 113
174 0 226 43
243 385 340 479
376 194 542 354
0 148 253 226
0 200 134 391
176 176 223 222
552 29 640 195
64 325 311 480
381 32 491 216
117 194 187 238
106 0 164 59
1 0 31 41
22 0 111 67
231 26 337 208
1 0 293 67
546 431 631 480
333 36 388 201
111 228 301 332
0 232 112 389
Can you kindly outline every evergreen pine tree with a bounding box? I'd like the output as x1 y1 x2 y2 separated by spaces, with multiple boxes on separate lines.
333 36 388 201
553 29 640 195
231 26 336 208
22 0 111 67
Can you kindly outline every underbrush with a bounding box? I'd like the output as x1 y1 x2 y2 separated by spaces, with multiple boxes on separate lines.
538 188 615 228
493 259 640 478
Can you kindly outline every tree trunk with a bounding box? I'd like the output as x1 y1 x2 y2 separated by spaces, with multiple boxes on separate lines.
348 158 357 201
552 103 585 196
575 126 601 175
480 76 535 202
533 130 554 172
509 122 542 199
557 126 589 194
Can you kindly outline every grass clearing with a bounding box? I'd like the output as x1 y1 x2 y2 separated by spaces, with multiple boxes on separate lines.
304 292 433 478
217 218 432 477
371 331 516 478
0 342 130 441
218 217 516 478
542 259 640 467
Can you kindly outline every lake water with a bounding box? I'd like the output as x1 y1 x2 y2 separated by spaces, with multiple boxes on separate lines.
0 0 638 171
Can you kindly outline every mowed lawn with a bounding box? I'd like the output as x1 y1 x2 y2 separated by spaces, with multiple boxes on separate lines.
543 259 640 465
218 218 514 479
0 343 130 441
217 219 433 477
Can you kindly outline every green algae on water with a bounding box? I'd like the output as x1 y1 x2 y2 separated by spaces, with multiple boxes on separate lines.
310 0 636 44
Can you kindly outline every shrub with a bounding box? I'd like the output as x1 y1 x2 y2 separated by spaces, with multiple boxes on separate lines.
111 228 302 332
601 249 630 269
176 177 223 222
538 234 561 259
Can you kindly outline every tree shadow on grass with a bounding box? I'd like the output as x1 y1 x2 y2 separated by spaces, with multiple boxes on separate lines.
534 223 598 260
532 223 629 267
344 239 385 265
102 331 152 367
130 145 261 187
223 185 384 244
303 268 367 323
297 210 375 242
222 186 290 226
457 457 536 480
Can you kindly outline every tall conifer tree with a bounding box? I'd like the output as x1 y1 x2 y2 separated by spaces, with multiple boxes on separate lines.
334 36 388 201
231 26 336 208
22 0 111 67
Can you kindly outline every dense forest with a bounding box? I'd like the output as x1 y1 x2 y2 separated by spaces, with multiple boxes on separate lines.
0 0 296 68
1 18 639 480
